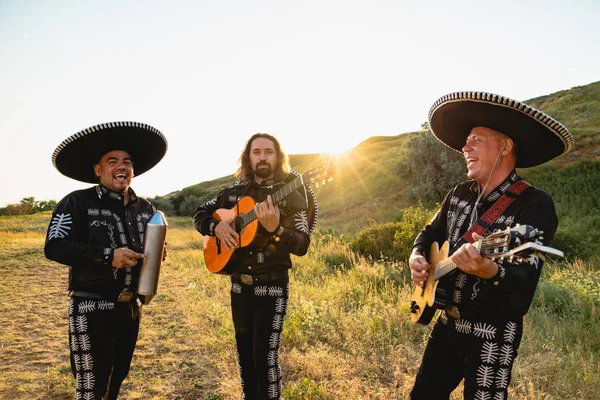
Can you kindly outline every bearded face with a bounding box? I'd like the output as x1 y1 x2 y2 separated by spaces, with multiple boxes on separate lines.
249 137 278 182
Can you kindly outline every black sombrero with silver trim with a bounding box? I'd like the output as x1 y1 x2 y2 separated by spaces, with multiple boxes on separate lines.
428 91 574 168
52 121 168 183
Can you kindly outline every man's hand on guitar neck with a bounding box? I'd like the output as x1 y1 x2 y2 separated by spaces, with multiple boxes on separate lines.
254 195 280 233
215 219 240 251
450 233 499 279
409 249 430 287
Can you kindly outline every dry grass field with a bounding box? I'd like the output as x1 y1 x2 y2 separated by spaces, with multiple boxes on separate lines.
1 214 599 399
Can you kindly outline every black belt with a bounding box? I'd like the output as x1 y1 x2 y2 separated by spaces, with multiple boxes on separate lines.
233 270 289 285
69 290 137 303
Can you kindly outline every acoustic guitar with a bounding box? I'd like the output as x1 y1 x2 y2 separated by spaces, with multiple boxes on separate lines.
410 224 564 325
203 162 333 274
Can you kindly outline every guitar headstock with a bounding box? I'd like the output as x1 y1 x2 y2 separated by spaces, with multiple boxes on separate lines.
479 224 562 263
302 160 336 188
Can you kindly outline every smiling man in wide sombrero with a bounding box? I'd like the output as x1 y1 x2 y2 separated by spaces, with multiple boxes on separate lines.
44 122 167 400
407 92 573 399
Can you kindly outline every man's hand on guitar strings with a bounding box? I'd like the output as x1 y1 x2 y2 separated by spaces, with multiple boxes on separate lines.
450 233 499 279
255 195 280 233
215 218 240 251
409 249 430 287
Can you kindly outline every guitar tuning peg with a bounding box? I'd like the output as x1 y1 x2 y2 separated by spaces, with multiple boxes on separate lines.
321 179 326 185
314 182 319 188
327 176 333 182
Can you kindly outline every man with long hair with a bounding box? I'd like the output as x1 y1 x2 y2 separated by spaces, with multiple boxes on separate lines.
193 133 318 399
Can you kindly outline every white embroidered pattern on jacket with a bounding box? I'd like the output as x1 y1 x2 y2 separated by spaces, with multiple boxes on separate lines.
474 389 491 400
97 300 115 310
495 368 510 389
101 209 112 217
499 344 514 366
473 322 497 340
89 220 117 249
471 278 481 300
267 350 278 367
269 332 281 349
268 286 283 297
231 283 242 294
503 322 517 343
78 301 96 314
477 364 494 388
275 298 286 313
49 213 72 239
480 341 499 363
257 252 265 264
488 191 501 201
455 272 467 289
453 290 462 304
254 286 268 296
87 209 99 216
455 319 472 334
272 314 284 330
295 211 309 234
75 315 88 333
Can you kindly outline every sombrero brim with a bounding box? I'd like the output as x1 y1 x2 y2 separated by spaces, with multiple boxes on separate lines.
428 92 574 168
52 121 168 183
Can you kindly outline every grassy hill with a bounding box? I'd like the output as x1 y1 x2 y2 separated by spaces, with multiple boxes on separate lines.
162 81 600 251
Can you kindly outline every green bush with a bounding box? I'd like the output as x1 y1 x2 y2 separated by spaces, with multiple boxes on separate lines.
351 204 435 261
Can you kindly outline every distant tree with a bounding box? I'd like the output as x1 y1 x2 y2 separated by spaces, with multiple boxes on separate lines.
0 197 58 215
148 197 175 216
396 127 465 206
179 195 202 217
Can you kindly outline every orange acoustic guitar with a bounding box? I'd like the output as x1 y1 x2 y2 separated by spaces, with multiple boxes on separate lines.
410 224 564 325
203 163 333 274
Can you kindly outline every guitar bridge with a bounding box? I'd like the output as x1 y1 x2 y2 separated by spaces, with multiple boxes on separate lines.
410 300 419 314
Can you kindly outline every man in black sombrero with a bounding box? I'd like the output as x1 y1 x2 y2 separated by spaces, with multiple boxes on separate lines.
408 92 573 399
44 122 167 399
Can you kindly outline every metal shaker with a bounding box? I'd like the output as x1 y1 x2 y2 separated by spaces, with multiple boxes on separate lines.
138 210 168 304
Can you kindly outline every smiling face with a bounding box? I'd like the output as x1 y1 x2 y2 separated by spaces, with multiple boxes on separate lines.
461 127 507 183
250 137 278 182
93 150 134 193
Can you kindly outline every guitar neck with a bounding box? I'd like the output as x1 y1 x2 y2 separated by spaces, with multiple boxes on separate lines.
237 176 302 231
432 241 482 281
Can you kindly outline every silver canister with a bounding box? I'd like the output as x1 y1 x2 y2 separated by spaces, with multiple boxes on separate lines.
138 210 168 304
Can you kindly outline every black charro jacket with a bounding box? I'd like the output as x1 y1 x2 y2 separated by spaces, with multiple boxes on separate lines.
413 171 558 319
193 172 317 275
44 184 155 299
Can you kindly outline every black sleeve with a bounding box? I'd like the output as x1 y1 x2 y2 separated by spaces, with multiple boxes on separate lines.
44 192 110 267
193 189 227 236
269 185 314 256
412 189 454 257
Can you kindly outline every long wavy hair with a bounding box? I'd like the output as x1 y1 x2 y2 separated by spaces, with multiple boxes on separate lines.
236 133 290 182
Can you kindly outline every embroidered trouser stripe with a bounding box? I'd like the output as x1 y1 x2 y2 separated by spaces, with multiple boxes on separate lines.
69 297 139 400
411 314 523 400
231 279 289 400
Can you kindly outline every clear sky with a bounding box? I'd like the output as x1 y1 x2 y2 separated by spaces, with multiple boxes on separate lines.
1 0 599 206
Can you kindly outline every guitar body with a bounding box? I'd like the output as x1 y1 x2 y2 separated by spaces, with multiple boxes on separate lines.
203 196 259 274
409 224 565 325
410 241 450 325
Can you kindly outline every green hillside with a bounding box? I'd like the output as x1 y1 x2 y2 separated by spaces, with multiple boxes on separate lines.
158 80 600 258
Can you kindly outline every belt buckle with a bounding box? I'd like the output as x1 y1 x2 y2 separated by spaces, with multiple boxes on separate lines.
240 274 254 285
117 291 134 303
